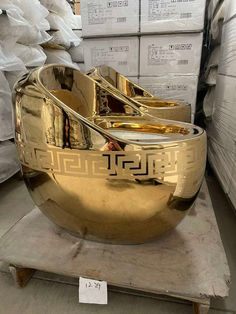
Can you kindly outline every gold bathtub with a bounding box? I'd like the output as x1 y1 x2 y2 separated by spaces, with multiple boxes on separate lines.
87 65 191 122
13 64 206 244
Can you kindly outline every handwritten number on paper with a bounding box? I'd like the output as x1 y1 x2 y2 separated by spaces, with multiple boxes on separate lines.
79 277 107 304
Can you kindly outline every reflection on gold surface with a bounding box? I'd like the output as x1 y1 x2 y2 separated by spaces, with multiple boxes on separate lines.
86 65 191 122
13 64 206 244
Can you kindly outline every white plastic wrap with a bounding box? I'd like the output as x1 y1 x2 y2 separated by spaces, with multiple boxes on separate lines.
47 31 71 49
46 13 81 47
228 164 236 209
70 15 82 30
84 37 139 76
77 63 85 72
41 0 80 30
210 2 225 42
44 48 79 69
206 46 221 69
0 42 26 72
205 67 218 86
81 0 139 37
140 33 203 76
207 75 236 153
10 0 50 31
205 46 220 86
0 3 51 45
141 0 206 33
68 41 84 62
208 139 236 195
208 0 221 20
203 86 215 118
40 0 73 17
139 76 198 114
0 141 20 183
218 18 236 77
4 70 26 90
224 0 236 23
0 71 14 141
13 43 47 67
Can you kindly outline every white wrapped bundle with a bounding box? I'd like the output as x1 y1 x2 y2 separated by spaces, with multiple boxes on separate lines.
13 43 47 67
40 0 73 17
71 15 82 30
207 75 236 153
0 42 26 72
203 86 215 119
10 0 50 31
47 30 79 49
68 41 84 62
77 63 85 72
210 2 225 43
208 139 235 195
0 71 14 140
0 141 20 183
205 67 218 86
0 2 51 45
46 13 81 47
4 70 26 90
44 48 79 69
40 0 80 29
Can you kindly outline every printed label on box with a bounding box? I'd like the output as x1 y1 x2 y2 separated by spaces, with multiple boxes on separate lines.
147 43 192 66
91 45 129 66
87 1 129 25
148 0 195 22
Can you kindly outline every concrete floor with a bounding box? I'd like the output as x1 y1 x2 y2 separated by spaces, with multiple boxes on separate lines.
0 172 235 314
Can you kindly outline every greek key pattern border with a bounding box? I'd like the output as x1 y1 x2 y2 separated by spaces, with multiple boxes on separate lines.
17 140 205 180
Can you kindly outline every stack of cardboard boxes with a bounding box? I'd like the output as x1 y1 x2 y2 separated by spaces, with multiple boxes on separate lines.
207 0 236 209
80 0 206 122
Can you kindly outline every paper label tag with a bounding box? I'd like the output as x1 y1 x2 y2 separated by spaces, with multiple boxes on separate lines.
79 277 108 304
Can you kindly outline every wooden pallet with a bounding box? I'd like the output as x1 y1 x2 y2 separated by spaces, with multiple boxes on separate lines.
0 180 230 314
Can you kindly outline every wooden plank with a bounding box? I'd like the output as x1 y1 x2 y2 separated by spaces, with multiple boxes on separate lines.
74 1 80 15
9 265 35 287
193 301 210 314
0 180 230 303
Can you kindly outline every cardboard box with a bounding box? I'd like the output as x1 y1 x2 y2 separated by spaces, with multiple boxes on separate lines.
139 76 198 114
126 76 138 84
140 33 203 76
81 0 139 37
141 0 206 33
84 37 139 76
218 18 236 77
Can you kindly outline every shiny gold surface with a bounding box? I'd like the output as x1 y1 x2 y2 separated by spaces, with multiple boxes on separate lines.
86 65 191 122
13 64 206 244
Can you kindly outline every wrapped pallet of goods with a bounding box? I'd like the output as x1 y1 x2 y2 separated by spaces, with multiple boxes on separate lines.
81 0 206 121
207 0 236 209
41 0 82 70
0 0 51 183
139 0 206 122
